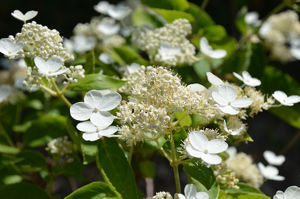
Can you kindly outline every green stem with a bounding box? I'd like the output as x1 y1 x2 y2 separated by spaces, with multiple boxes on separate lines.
0 122 14 146
127 145 134 164
155 139 172 162
170 132 181 193
201 0 209 10
50 78 71 107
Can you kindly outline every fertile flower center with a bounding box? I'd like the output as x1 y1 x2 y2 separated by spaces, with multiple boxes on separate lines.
204 149 209 154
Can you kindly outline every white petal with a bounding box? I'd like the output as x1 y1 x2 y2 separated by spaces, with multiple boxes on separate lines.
107 5 132 20
284 186 300 199
218 86 237 102
90 111 114 128
290 47 300 60
0 38 23 57
263 150 285 166
195 192 209 199
99 53 114 64
206 72 223 86
76 121 97 133
199 153 222 165
207 139 228 154
209 49 227 59
273 91 288 105
212 91 229 106
233 72 243 82
273 191 284 199
217 105 239 115
158 43 181 61
11 10 37 22
231 98 253 108
286 95 300 104
126 63 141 74
188 131 208 151
48 68 69 76
258 163 284 181
98 126 118 137
245 12 260 25
0 85 12 103
226 147 237 158
97 19 120 35
184 184 197 198
176 194 186 199
200 37 213 56
34 56 64 75
186 144 203 158
187 83 206 93
84 90 121 111
94 1 113 14
73 35 96 53
82 132 101 141
70 102 93 121
259 22 271 37
23 11 38 21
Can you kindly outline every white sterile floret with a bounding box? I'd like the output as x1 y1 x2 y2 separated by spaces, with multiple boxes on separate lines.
94 1 113 14
245 12 261 26
99 53 114 64
206 72 224 86
258 162 285 181
212 86 253 115
0 85 12 103
157 43 181 62
107 5 132 20
97 18 120 35
177 184 209 199
34 56 68 77
72 35 96 53
263 150 285 166
76 121 119 141
186 131 228 165
70 90 121 127
272 90 300 106
187 83 206 93
11 10 38 22
126 63 140 74
223 119 243 136
233 71 261 87
200 37 227 59
0 38 24 58
273 186 300 199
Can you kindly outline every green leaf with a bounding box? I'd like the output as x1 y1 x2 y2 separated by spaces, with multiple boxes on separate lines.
174 112 192 127
70 74 126 92
53 155 84 179
153 8 194 23
23 115 68 147
0 144 20 154
139 160 155 178
113 46 148 65
84 50 96 74
16 150 47 172
203 25 227 42
81 140 98 165
65 182 117 199
132 6 163 28
235 7 248 34
97 138 142 199
225 183 262 194
208 182 220 199
183 162 216 190
0 182 49 199
142 0 189 11
218 190 270 199
193 59 211 80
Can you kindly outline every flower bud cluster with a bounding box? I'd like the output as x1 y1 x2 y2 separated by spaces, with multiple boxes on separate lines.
226 152 263 188
213 163 239 189
259 10 300 62
46 136 73 156
244 86 274 116
152 192 173 199
23 66 42 89
137 19 197 66
64 65 85 84
12 21 74 61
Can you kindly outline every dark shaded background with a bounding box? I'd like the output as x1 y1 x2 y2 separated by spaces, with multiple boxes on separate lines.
0 0 300 197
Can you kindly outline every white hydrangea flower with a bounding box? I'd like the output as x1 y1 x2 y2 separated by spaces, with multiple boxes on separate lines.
186 131 228 165
34 56 68 77
206 72 224 86
187 83 206 93
212 86 253 115
263 151 285 166
94 1 113 14
72 35 96 53
0 85 12 103
200 37 227 59
177 184 209 199
70 90 121 127
0 38 24 58
157 43 181 62
107 5 132 20
223 120 243 136
258 162 285 181
245 12 261 26
289 36 300 60
97 18 120 35
233 71 261 87
99 53 114 64
76 121 119 141
273 186 300 199
11 10 38 22
272 91 300 106
126 63 140 74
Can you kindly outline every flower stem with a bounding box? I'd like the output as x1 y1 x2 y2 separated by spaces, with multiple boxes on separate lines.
201 0 210 10
0 121 14 146
155 139 172 162
50 78 72 107
170 132 181 193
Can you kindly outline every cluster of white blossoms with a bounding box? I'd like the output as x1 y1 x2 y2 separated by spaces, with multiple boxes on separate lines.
225 147 264 188
258 150 285 181
259 10 300 62
273 186 300 199
46 136 73 156
137 19 198 66
70 90 121 141
152 191 173 199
